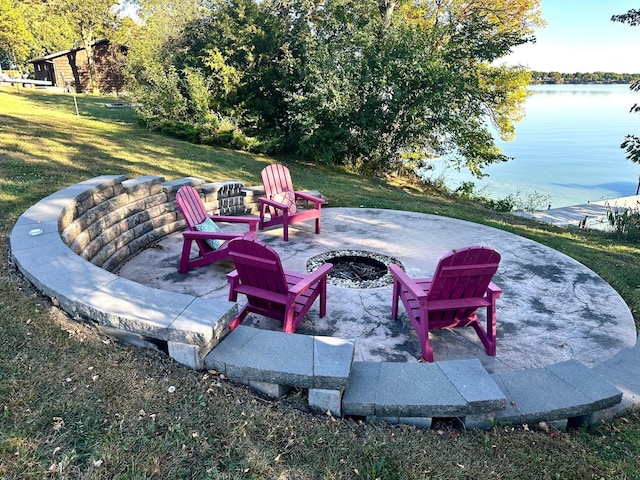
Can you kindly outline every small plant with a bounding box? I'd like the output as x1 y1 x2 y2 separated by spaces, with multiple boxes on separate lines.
607 207 640 241
449 182 550 213
507 190 552 213
484 195 517 212
418 169 451 194
455 181 477 198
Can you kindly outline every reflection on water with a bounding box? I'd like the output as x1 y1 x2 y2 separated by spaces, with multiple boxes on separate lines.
426 84 640 208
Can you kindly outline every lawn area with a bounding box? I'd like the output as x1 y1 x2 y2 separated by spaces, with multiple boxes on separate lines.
2 85 640 479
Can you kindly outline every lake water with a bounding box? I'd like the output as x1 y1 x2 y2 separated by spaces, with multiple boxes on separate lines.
424 84 640 208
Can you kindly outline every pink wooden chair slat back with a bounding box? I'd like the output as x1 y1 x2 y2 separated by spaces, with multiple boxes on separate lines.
176 186 208 229
227 239 289 295
428 247 500 299
262 164 294 218
428 247 500 320
261 164 294 197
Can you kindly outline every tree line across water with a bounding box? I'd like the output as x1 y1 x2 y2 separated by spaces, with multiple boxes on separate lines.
531 71 640 84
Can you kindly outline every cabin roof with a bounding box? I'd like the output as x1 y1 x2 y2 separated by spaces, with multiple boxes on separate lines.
28 39 124 63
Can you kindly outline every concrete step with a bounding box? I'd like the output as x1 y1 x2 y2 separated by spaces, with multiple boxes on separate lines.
592 343 640 417
205 325 355 391
342 359 506 429
492 360 622 426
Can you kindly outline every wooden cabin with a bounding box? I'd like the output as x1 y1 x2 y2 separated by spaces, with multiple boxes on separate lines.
29 39 128 93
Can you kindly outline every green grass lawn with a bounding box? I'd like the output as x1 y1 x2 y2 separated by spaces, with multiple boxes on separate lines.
2 85 640 479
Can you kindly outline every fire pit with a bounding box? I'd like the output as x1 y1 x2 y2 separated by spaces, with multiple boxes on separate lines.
307 250 404 288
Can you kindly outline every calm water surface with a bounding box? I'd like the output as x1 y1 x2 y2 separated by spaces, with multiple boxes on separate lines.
426 84 640 208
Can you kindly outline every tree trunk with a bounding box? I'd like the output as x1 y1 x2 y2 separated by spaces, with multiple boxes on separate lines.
80 25 99 94
378 0 397 31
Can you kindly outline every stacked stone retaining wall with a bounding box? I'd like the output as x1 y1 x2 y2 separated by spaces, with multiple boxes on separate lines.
56 175 258 273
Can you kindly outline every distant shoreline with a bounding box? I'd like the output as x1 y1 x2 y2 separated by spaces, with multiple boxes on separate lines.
530 71 640 85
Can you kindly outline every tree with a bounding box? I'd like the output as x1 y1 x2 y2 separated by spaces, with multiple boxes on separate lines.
23 0 75 60
274 0 543 176
611 9 640 170
0 0 34 73
53 0 121 93
128 0 544 177
124 0 213 125
0 0 77 74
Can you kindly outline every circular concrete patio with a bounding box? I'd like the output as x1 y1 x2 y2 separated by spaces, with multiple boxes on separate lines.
118 207 636 374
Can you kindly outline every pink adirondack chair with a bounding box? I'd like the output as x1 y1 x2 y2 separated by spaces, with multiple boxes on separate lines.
176 185 259 273
259 164 325 241
226 238 333 333
389 246 502 362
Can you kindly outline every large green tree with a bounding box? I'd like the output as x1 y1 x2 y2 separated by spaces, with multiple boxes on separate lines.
0 0 34 73
24 0 75 60
271 0 542 175
0 0 75 73
125 0 214 125
127 0 543 177
611 8 640 171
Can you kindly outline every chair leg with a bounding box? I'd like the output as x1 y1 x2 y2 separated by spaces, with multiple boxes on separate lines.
391 280 400 320
488 303 497 346
229 305 250 331
416 308 435 362
259 204 267 231
228 290 238 302
178 238 193 274
227 272 240 301
282 306 296 333
318 279 327 318
470 308 496 356
315 216 321 234
420 340 434 363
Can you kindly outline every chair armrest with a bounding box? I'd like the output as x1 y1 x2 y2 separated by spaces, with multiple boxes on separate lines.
487 282 502 299
258 196 289 212
294 191 325 206
289 263 333 296
183 230 249 241
227 270 238 282
210 215 260 231
388 264 428 300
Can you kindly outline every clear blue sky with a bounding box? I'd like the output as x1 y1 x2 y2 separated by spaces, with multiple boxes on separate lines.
504 0 640 73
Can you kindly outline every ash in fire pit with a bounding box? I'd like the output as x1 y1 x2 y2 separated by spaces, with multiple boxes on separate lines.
307 250 404 289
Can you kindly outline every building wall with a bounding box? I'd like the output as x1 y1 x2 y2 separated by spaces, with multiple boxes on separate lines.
31 41 127 93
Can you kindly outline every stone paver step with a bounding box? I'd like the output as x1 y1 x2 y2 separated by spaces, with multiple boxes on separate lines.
205 325 355 390
342 359 506 419
492 360 622 425
592 342 640 414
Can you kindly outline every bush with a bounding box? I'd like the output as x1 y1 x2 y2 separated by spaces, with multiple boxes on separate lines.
607 207 640 241
452 182 550 213
484 196 517 213
157 120 201 143
496 190 551 213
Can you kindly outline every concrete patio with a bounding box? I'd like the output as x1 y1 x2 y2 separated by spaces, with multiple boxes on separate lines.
119 207 636 375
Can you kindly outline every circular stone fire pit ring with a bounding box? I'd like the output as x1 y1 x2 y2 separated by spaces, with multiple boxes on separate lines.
307 250 404 289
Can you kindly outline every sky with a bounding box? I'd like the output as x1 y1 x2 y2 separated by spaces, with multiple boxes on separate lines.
504 0 640 73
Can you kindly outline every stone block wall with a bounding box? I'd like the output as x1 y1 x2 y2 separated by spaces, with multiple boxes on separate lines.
57 175 259 273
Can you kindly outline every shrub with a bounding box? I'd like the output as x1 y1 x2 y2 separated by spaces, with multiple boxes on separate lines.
452 182 550 213
607 207 640 241
157 120 201 143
